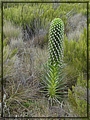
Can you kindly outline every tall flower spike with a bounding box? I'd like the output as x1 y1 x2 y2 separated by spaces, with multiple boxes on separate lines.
41 18 66 105
48 18 64 67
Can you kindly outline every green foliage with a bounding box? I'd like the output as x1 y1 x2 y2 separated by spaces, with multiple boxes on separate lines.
3 3 49 29
0 37 18 79
68 75 89 117
64 28 87 86
23 100 34 108
48 18 64 66
41 63 67 105
3 3 87 32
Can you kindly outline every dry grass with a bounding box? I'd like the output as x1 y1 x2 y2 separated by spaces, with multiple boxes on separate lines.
66 13 87 41
3 35 68 117
3 20 22 39
3 33 50 117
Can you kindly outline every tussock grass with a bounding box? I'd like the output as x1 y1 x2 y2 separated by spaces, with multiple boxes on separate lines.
3 21 22 39
3 36 50 117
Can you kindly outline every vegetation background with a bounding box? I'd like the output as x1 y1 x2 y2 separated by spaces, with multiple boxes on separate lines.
0 0 90 119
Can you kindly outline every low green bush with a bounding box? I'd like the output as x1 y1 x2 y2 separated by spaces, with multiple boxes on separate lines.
68 74 89 117
64 28 87 87
3 3 87 35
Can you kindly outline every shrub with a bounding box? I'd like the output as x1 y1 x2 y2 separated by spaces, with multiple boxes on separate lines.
3 3 87 39
63 28 87 87
67 74 89 117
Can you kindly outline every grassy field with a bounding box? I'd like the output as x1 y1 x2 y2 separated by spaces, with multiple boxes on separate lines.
0 1 90 119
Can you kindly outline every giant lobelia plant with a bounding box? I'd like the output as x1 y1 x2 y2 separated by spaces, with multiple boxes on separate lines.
41 18 67 106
